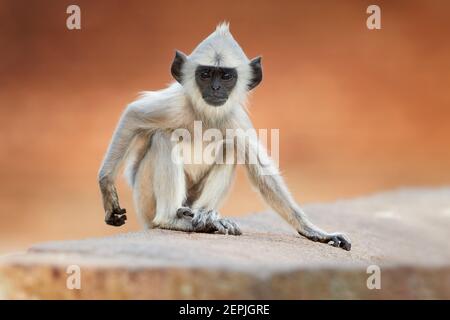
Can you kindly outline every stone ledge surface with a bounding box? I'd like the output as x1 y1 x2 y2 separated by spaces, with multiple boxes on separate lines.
1 187 449 299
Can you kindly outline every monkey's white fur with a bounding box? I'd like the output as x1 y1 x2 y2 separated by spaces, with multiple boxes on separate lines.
98 23 351 249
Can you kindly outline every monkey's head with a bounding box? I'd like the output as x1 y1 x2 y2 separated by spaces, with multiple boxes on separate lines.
171 22 262 114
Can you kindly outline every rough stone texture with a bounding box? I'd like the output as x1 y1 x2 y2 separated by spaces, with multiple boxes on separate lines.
1 187 449 299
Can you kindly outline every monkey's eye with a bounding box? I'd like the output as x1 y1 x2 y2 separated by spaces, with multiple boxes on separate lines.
222 73 233 80
200 71 211 79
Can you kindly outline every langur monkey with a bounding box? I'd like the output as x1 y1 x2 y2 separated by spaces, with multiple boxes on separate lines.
98 23 351 251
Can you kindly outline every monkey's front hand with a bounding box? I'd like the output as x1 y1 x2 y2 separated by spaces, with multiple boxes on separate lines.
105 207 127 227
300 228 351 251
177 207 242 235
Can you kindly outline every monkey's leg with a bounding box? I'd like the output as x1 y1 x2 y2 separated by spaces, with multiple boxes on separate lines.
132 142 157 229
179 164 241 235
147 131 196 232
244 139 351 251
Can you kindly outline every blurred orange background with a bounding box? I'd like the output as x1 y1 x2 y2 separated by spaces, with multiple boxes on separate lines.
1 0 450 253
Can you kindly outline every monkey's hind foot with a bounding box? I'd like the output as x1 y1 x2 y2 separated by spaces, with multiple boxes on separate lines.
176 207 242 235
105 207 127 227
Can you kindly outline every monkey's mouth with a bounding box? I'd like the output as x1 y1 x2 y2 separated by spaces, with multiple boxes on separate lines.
203 95 228 107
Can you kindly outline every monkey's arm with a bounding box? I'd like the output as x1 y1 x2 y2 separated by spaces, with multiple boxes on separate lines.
98 102 159 226
244 139 351 250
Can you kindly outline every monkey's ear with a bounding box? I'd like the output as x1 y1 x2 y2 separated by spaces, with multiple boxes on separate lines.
248 56 263 90
171 50 187 83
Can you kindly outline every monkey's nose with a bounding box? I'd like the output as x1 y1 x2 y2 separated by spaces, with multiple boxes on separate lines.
211 78 221 91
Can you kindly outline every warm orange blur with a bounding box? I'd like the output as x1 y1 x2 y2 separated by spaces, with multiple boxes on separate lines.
1 0 450 252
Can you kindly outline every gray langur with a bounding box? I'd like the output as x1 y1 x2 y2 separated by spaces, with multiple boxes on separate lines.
98 23 351 251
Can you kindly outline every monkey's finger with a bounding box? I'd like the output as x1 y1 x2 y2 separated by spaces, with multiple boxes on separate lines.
206 210 219 221
337 235 351 251
340 241 351 251
218 220 231 235
220 219 241 236
331 233 351 251
228 219 242 235
105 214 127 227
118 215 127 225
192 213 207 230
110 208 126 217
329 238 340 247
213 221 227 234
329 237 351 251
223 219 240 236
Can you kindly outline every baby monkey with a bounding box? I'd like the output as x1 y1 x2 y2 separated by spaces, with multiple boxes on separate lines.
98 23 351 251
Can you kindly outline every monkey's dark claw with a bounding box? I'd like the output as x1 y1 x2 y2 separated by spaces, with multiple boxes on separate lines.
105 208 127 227
217 218 242 236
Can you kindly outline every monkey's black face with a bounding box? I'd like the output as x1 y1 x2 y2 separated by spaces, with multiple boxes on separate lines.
171 51 263 104
194 66 238 106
